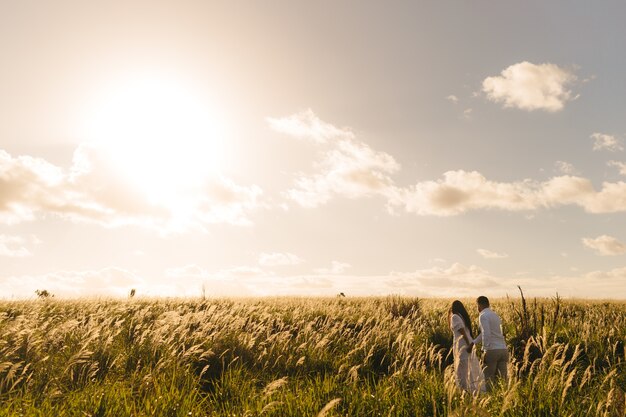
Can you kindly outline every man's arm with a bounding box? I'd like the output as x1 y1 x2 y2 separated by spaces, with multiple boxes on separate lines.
472 332 482 345
480 313 492 350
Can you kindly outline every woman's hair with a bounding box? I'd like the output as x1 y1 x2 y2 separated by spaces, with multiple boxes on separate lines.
449 300 473 338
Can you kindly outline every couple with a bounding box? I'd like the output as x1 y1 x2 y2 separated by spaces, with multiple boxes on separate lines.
448 296 508 394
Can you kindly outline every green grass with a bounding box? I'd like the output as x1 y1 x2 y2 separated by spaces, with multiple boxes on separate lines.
0 296 623 416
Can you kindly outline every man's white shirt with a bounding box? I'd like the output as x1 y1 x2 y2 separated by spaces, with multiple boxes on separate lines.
473 308 507 351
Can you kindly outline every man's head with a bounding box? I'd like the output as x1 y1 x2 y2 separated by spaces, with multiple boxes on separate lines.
476 296 490 312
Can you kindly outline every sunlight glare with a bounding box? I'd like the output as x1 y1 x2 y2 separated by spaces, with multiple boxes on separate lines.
81 75 228 213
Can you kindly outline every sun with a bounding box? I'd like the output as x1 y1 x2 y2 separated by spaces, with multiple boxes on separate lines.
81 74 227 211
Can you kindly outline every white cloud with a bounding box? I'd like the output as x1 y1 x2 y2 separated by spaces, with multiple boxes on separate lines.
463 108 473 120
165 264 207 279
287 140 400 207
270 110 400 208
591 133 623 152
582 235 626 256
555 161 575 175
386 263 502 296
388 170 626 216
581 180 626 213
3 262 624 299
270 111 626 217
195 177 263 227
0 267 144 298
164 264 275 297
388 170 543 216
608 160 626 175
314 261 352 275
482 61 577 112
160 262 503 298
585 266 626 281
477 248 509 259
545 267 626 299
0 147 263 232
390 263 625 298
0 234 39 257
145 264 618 297
258 252 304 266
0 150 70 225
266 109 352 144
446 95 459 104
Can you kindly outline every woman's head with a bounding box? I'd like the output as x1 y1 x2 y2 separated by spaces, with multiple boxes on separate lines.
451 300 466 316
449 300 473 338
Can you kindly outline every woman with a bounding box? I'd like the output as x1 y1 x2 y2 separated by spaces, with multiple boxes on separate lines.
449 300 484 393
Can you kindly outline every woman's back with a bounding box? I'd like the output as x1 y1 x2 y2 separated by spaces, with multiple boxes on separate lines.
450 313 470 348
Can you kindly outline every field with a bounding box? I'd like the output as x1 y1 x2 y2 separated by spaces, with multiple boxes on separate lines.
0 296 624 416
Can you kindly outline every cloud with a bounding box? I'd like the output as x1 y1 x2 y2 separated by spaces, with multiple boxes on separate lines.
446 95 459 104
164 264 275 297
0 150 71 224
482 61 577 112
0 267 144 298
463 108 473 120
386 263 502 296
591 133 623 152
314 261 352 275
286 140 400 207
258 252 304 266
582 235 626 256
3 261 624 299
162 262 624 298
0 146 262 231
270 111 626 217
195 177 263 227
555 161 575 175
160 262 504 298
581 180 626 213
608 160 626 175
270 110 400 208
388 170 543 216
0 234 40 258
388 170 626 216
477 248 509 259
266 109 351 144
585 266 626 281
544 267 626 299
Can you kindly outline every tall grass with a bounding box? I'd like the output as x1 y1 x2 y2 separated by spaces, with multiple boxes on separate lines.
0 297 623 416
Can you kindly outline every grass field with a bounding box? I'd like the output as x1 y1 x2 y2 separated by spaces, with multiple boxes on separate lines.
0 295 624 416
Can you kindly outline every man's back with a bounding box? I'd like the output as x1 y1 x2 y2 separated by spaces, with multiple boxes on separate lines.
474 297 509 391
477 308 507 351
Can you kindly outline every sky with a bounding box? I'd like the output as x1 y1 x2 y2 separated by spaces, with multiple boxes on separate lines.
1 0 625 299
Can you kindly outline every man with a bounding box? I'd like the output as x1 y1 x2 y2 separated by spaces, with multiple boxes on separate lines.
471 295 508 391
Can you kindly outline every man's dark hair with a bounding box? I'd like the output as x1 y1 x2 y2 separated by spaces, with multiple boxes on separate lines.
477 296 490 307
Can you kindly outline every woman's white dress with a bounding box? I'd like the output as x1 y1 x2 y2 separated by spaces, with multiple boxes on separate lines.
450 313 485 393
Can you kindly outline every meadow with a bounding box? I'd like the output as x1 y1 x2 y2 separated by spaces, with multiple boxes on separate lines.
0 295 624 416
